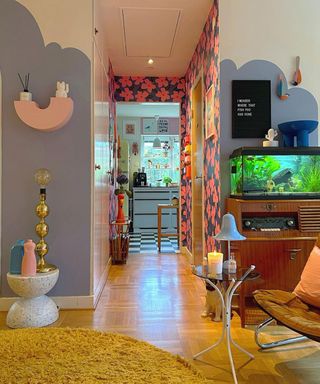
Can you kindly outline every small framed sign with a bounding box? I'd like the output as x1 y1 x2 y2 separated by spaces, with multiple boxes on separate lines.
157 118 169 133
232 80 271 138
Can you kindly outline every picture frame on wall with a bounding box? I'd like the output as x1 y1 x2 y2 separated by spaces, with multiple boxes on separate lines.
232 80 271 138
158 118 169 133
142 118 157 134
123 119 137 136
205 84 215 139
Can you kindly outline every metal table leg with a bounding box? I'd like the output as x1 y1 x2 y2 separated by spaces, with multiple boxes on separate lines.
193 268 255 384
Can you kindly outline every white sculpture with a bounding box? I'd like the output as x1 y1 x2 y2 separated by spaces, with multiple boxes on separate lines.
55 81 69 98
263 128 279 147
265 128 278 141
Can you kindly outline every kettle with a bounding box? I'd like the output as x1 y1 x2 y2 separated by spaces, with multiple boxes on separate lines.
171 196 179 206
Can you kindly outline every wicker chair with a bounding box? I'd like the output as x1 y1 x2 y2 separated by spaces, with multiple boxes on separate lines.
253 235 320 349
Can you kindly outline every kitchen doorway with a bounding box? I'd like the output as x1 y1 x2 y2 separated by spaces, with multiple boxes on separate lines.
191 75 204 266
116 102 181 254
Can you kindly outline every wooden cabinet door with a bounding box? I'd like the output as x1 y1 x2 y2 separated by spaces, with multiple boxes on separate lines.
238 239 314 296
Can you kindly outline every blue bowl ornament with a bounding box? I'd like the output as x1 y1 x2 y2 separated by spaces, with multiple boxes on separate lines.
278 120 318 147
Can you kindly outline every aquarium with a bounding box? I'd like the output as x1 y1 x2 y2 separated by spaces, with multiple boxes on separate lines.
230 147 320 199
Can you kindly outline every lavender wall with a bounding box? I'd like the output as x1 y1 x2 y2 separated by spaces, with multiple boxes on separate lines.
220 59 318 212
0 0 91 296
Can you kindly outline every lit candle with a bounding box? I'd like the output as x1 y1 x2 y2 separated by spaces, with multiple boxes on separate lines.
207 251 223 275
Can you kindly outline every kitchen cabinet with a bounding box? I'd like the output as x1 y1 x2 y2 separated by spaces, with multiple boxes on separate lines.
133 187 179 233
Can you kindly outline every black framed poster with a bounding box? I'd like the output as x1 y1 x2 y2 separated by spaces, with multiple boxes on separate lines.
232 80 271 138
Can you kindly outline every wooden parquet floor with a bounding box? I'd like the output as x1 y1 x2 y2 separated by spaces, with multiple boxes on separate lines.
1 252 319 383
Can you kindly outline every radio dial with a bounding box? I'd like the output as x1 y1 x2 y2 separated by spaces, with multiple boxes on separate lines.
244 220 252 228
286 219 295 227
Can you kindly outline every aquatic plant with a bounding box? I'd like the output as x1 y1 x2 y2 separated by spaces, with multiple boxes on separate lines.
230 156 243 193
243 156 281 191
299 156 320 192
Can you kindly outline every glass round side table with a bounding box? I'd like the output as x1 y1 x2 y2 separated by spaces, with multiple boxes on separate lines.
192 265 260 384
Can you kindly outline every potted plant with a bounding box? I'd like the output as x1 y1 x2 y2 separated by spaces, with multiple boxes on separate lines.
115 174 132 223
163 176 172 187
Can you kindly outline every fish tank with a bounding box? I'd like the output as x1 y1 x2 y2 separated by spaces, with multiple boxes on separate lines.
230 147 320 199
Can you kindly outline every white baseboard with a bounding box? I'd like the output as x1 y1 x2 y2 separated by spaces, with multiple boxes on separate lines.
0 259 112 312
93 257 111 308
181 246 193 263
0 294 96 311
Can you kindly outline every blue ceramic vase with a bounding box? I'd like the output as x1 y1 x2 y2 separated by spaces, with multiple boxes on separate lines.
9 240 25 274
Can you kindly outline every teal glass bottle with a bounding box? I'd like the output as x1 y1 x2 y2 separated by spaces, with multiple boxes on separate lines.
9 240 25 274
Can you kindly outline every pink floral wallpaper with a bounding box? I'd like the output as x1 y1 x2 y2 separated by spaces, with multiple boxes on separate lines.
108 61 117 223
183 0 220 253
114 76 185 103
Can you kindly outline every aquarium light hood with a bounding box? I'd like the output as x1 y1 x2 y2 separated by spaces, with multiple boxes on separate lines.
230 146 320 158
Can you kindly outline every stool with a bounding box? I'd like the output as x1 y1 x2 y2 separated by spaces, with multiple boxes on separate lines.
6 269 59 328
157 204 179 252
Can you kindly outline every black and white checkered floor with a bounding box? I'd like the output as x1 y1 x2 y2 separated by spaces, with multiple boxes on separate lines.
129 233 178 254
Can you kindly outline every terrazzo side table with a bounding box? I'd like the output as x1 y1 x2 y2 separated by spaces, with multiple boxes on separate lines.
6 269 59 328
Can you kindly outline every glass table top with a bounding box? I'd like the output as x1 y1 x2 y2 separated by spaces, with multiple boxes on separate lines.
192 265 260 282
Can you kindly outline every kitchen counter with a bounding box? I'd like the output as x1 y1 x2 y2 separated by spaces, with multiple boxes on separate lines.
133 186 179 190
133 187 179 233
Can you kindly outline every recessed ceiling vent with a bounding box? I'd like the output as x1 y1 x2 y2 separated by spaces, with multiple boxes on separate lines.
121 8 181 57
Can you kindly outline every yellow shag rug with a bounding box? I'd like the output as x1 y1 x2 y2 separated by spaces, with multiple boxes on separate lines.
0 327 209 384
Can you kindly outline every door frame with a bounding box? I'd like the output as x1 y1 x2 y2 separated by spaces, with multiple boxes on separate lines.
191 71 205 264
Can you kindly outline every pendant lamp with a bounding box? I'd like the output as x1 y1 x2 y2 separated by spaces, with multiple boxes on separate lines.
153 137 161 148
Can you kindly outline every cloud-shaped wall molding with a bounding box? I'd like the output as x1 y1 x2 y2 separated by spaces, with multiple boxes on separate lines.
14 97 74 131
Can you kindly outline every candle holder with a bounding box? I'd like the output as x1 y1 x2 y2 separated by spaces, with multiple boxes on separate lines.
207 251 223 275
34 168 56 273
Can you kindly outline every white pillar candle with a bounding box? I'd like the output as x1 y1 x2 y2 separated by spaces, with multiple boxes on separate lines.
207 251 223 275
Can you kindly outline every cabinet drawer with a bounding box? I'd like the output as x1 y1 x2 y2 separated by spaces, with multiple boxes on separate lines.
134 200 174 214
133 214 170 229
241 202 289 213
134 191 170 200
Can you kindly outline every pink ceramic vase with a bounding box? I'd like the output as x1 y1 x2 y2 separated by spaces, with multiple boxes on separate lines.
21 239 37 276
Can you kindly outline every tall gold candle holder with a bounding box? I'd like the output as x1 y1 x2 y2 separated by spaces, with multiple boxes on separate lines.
34 168 56 273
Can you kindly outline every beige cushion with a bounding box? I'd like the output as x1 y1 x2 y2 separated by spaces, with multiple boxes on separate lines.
254 289 320 339
294 245 320 308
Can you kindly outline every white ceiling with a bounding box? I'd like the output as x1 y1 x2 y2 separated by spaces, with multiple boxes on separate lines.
98 0 212 76
117 102 180 117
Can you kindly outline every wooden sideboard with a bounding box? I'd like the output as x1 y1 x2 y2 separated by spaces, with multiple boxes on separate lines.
226 198 320 327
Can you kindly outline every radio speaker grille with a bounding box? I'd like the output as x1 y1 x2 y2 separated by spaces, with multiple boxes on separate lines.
299 206 320 232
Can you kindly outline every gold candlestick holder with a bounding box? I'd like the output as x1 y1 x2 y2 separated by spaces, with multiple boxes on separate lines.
34 168 56 273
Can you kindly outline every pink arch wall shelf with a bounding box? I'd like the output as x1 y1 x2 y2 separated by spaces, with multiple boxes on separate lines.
14 97 74 131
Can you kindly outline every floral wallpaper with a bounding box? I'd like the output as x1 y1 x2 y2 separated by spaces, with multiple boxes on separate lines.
114 76 185 103
108 61 117 224
113 0 220 254
183 0 220 253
